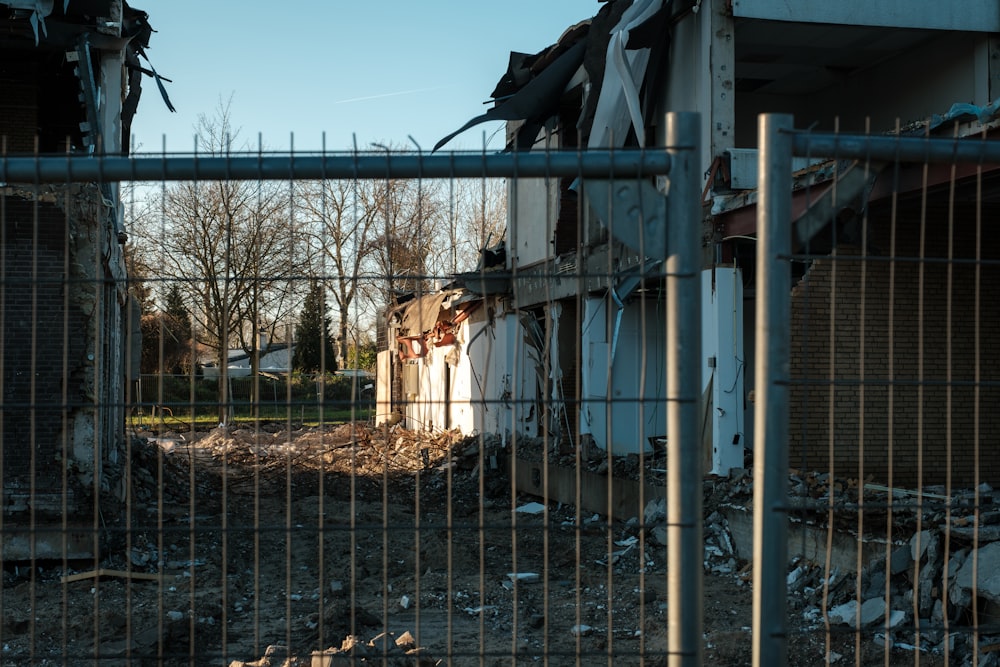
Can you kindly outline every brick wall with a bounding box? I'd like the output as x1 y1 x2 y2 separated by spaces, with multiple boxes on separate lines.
2 197 88 502
789 208 1000 488
0 72 39 153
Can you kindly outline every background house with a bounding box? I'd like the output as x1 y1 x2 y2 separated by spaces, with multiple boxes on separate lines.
200 342 295 379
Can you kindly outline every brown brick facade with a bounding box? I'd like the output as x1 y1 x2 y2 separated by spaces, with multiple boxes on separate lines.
0 79 37 153
789 207 1000 488
2 197 90 504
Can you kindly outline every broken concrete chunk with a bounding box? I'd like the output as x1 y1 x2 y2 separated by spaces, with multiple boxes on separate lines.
981 511 1000 526
857 598 887 627
827 598 885 628
515 501 546 515
948 549 968 580
462 605 497 616
917 562 937 617
890 544 913 575
644 497 666 526
953 541 1000 606
863 569 886 600
910 530 940 565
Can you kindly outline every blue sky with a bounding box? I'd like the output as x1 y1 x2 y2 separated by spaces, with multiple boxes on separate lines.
129 1 596 154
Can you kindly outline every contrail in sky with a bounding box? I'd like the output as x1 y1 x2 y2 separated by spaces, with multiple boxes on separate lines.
334 85 452 105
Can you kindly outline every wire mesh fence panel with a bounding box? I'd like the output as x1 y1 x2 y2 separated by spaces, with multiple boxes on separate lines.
0 127 707 666
12 110 1000 667
753 116 1000 665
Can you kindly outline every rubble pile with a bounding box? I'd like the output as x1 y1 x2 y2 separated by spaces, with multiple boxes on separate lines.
162 423 496 476
56 419 1000 664
694 465 1000 662
310 631 438 666
227 632 439 667
131 423 509 498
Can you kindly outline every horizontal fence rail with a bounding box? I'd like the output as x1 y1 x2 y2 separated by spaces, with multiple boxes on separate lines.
789 129 1000 163
0 149 673 183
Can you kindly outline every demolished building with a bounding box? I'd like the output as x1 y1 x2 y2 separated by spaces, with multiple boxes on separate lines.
0 1 166 557
408 0 1000 488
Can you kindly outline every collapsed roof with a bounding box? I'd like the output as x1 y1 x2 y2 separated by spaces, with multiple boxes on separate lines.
435 0 693 152
0 0 173 153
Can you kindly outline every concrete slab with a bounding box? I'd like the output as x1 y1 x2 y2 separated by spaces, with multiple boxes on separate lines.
2 523 96 560
723 507 887 574
512 457 665 522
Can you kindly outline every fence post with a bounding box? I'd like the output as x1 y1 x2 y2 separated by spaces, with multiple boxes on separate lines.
753 113 793 666
665 111 703 666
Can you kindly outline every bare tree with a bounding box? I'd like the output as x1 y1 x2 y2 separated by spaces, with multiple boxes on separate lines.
298 178 378 367
449 178 507 272
365 168 446 305
132 102 307 419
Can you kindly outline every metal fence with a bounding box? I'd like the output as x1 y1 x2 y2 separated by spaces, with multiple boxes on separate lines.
4 110 999 666
0 113 704 665
754 115 1000 665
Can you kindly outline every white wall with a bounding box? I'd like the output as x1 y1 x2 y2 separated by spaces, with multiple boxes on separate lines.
473 304 539 438
580 294 668 455
701 267 745 475
375 350 393 424
509 177 559 269
398 298 539 439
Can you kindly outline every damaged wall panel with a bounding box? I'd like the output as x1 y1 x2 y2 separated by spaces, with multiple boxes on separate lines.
382 293 541 440
0 1 161 557
1 185 127 519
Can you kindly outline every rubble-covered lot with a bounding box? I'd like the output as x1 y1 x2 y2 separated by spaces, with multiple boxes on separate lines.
1 422 996 665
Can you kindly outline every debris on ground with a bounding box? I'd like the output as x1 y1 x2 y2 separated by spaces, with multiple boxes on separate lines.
4 420 995 665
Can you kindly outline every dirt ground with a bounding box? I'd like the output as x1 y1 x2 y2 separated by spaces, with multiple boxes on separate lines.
0 422 946 666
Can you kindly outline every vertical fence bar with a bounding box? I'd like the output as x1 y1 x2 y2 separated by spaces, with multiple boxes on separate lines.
665 111 703 666
753 113 793 666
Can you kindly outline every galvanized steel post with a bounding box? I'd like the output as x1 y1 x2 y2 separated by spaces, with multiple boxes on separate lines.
665 111 703 666
753 113 793 666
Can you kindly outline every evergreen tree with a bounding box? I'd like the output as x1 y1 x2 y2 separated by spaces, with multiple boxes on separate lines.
293 280 336 373
163 283 192 343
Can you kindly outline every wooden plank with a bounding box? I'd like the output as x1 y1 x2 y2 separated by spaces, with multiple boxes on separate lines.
512 457 665 521
61 568 163 584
